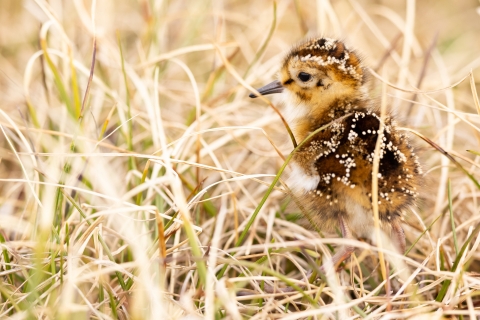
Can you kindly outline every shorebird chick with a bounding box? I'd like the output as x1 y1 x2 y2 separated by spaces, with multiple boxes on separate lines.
250 37 422 271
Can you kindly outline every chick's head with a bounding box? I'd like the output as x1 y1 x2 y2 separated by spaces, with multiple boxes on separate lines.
279 38 366 108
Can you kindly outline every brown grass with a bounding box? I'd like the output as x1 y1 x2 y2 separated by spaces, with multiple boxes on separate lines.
1 0 480 319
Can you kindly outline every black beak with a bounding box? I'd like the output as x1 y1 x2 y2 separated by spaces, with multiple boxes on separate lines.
249 80 284 98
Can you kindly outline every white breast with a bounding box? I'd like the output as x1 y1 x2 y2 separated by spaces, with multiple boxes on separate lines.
286 162 320 193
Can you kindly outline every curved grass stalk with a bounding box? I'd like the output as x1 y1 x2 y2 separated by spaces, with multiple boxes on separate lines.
217 114 351 279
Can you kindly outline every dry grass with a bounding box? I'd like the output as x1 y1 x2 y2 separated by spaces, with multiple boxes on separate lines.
1 0 480 319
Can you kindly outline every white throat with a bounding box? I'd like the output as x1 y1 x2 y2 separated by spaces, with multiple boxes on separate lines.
280 91 310 131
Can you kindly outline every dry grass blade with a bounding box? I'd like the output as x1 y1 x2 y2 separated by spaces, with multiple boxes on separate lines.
400 127 480 189
80 38 96 119
371 73 388 292
406 31 438 116
136 42 238 69
369 68 470 94
373 32 402 71
471 72 480 116
213 42 298 148
1 0 480 318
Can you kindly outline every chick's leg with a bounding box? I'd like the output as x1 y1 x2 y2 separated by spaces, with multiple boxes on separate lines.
322 216 355 272
390 218 406 254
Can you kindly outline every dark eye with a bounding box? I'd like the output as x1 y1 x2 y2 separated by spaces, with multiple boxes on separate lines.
298 72 311 82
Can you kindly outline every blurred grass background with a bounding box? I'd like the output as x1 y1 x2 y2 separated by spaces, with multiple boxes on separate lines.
1 0 480 319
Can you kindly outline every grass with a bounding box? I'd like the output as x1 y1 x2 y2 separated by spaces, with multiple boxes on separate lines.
1 0 480 319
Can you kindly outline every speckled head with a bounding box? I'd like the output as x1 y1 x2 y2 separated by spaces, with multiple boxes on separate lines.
250 37 366 121
280 38 365 103
283 38 364 82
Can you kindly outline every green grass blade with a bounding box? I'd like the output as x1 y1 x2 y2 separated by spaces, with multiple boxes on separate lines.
217 115 350 279
0 232 14 285
448 179 459 255
436 223 480 301
243 2 277 78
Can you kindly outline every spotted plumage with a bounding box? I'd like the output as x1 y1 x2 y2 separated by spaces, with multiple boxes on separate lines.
250 37 422 272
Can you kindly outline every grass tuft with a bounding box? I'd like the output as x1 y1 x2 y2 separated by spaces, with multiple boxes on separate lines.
1 0 480 318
